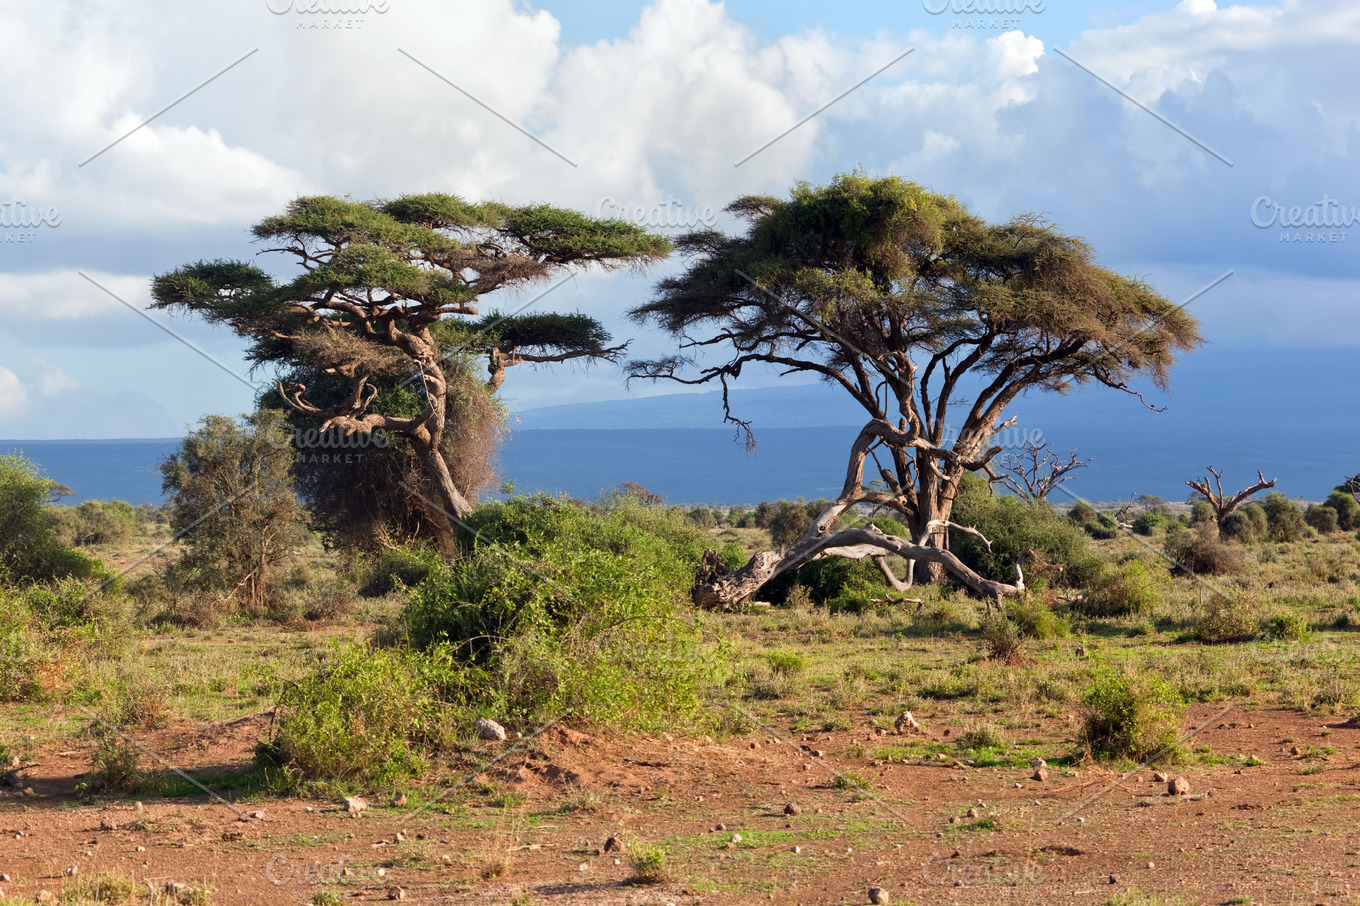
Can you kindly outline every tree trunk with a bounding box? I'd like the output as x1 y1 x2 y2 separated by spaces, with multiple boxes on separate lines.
692 525 1022 611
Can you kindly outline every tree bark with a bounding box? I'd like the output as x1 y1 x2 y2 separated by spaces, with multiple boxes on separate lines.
692 524 1022 610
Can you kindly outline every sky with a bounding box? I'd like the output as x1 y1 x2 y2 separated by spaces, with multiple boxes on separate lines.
0 0 1356 440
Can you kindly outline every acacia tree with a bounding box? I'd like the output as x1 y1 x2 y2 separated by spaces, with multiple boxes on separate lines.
996 440 1092 501
628 174 1200 607
1184 466 1277 537
153 195 669 548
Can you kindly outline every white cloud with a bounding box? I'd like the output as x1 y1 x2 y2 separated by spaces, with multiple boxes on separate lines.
0 368 28 417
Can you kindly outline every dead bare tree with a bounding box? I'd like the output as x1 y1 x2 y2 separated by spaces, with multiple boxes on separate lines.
996 440 1092 500
1185 466 1277 534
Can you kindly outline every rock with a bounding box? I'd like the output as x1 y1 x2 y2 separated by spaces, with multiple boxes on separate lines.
221 830 243 842
577 863 589 872
869 887 891 904
37 892 55 904
476 718 508 741
135 846 145 853
791 846 802 854
894 712 921 734
1030 757 1047 769
784 803 802 816
392 793 408 807
730 834 742 843
0 874 8 883
1109 875 1118 884
1152 772 1169 783
750 741 760 750
249 811 265 820
387 887 406 900
1168 777 1190 796
343 796 368 815
714 823 726 832
1290 745 1302 756
63 866 78 877
604 836 622 853
99 819 117 831
1032 767 1048 782
134 801 143 810
966 807 980 819
1146 861 1155 869
394 833 405 843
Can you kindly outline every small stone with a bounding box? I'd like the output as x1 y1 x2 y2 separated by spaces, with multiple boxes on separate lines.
387 887 406 900
1146 861 1155 869
1168 777 1190 796
1076 816 1085 824
99 819 116 831
343 796 368 815
578 863 589 872
249 811 265 820
730 834 742 843
475 718 508 741
1030 757 1047 770
392 793 408 807
376 868 387 878
63 866 78 877
604 836 622 853
869 888 891 905
811 750 825 758
750 741 760 749
134 801 143 811
791 845 802 854
1152 772 1169 783
1075 647 1087 657
966 807 980 818
1109 874 1118 884
135 846 145 853
1032 768 1049 782
394 832 405 843
1290 745 1302 756
784 803 802 816
37 892 55 904
0 874 9 882
714 823 726 831
1013 782 1023 789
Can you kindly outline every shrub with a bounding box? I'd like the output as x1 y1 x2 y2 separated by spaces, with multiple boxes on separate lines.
82 730 145 795
1221 503 1268 543
0 453 106 583
627 843 670 885
950 474 1105 588
264 643 469 786
357 544 443 597
1131 510 1170 535
1081 670 1185 762
1005 596 1068 639
1195 593 1260 643
389 495 723 729
1189 500 1216 525
1263 492 1306 542
765 651 806 675
1084 512 1119 540
1165 523 1243 576
1067 500 1097 524
979 613 1024 662
751 551 883 607
1079 560 1158 617
1325 489 1359 531
768 500 812 545
1266 612 1309 642
686 505 717 529
956 721 1007 752
1306 505 1339 534
48 499 139 548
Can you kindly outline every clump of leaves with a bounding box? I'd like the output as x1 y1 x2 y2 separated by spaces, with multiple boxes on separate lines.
627 842 670 885
1080 669 1185 762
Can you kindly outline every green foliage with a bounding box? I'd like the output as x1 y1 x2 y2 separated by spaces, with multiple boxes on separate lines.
48 499 138 548
158 410 308 622
763 555 885 608
626 842 670 885
357 544 443 598
764 651 806 675
1266 612 1308 642
1081 669 1185 762
950 473 1104 587
1080 559 1159 617
1324 489 1358 531
979 613 1024 662
1084 512 1119 540
81 730 145 796
264 643 469 786
1196 594 1260 643
0 453 105 584
956 722 1007 752
686 505 717 529
1222 503 1268 542
1067 500 1097 524
1131 509 1170 535
1189 500 1216 525
768 500 812 545
1262 492 1306 542
1306 504 1339 534
1004 596 1069 639
388 495 723 729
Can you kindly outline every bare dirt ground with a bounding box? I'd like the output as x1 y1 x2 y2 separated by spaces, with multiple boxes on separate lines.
3 706 1359 906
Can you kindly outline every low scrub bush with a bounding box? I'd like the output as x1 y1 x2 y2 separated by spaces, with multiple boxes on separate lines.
1079 560 1158 617
81 730 145 796
1080 670 1185 762
1305 504 1339 534
979 613 1024 662
1165 523 1243 576
950 474 1105 588
627 843 670 885
1195 593 1260 643
357 544 444 597
1263 492 1306 542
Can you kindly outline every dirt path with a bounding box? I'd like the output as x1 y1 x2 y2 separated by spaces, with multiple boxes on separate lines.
3 707 1359 905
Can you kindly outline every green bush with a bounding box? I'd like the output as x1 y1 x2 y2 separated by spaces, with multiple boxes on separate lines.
1263 492 1306 542
1005 596 1069 639
1221 503 1268 543
1189 500 1215 525
264 643 470 786
0 453 106 584
950 474 1105 588
1080 670 1185 762
48 499 138 548
388 495 723 729
1195 593 1260 643
1324 489 1359 531
1306 504 1339 534
357 544 443 597
1266 612 1308 642
1131 510 1170 535
1067 500 1097 525
1079 559 1158 617
979 612 1024 662
1084 512 1119 540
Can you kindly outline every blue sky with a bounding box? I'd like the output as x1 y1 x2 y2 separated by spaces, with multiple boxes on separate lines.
0 0 1355 440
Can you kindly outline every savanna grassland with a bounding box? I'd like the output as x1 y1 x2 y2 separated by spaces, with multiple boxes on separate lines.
3 474 1360 906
